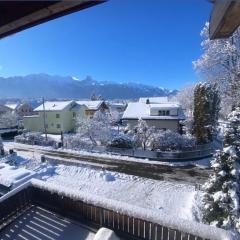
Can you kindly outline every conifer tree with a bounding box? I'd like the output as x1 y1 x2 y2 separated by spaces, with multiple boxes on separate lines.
192 83 220 143
202 107 240 232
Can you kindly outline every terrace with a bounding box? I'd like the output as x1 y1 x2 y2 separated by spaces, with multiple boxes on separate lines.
0 179 235 240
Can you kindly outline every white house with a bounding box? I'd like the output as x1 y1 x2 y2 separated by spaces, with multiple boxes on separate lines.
122 97 185 132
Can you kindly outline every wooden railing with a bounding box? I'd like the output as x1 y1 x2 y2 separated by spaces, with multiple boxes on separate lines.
0 181 236 240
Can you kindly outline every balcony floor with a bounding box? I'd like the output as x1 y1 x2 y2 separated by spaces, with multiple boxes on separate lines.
0 206 96 240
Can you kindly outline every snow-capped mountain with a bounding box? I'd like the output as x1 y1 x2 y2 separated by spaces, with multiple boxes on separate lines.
0 74 178 99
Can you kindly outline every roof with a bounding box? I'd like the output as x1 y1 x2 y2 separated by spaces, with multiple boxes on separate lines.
0 104 12 112
209 1 240 39
122 102 185 120
139 97 169 104
76 100 104 110
34 101 74 112
0 1 105 40
5 103 19 110
149 103 181 109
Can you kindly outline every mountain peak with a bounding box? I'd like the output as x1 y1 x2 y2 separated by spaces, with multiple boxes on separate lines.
0 74 178 99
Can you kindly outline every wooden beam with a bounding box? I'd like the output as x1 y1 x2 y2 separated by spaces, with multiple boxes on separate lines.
0 1 105 39
209 0 240 39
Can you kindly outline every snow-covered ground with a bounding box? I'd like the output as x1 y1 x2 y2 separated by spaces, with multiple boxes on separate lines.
0 153 201 222
3 141 211 168
45 164 198 221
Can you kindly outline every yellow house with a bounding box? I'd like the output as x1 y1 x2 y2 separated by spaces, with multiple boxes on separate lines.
23 101 86 134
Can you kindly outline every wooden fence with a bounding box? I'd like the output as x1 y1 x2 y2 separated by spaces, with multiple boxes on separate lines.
0 183 235 240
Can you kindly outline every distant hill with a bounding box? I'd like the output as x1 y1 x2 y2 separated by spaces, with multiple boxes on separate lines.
0 74 178 99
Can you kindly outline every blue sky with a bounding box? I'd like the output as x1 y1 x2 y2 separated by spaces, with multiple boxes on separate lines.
0 0 211 90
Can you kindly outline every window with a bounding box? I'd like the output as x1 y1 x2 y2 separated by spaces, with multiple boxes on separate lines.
56 113 60 118
51 123 54 127
73 112 76 117
158 110 170 116
57 124 61 129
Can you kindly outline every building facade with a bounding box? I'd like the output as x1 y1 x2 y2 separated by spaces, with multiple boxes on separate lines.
23 101 86 134
122 97 185 132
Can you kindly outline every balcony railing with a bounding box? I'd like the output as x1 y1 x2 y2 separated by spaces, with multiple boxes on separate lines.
0 180 237 240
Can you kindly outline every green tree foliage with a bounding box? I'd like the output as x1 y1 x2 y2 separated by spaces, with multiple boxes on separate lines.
202 107 240 232
192 83 220 144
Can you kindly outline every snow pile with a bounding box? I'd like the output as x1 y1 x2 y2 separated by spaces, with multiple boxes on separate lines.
99 171 116 182
0 164 36 187
94 228 119 240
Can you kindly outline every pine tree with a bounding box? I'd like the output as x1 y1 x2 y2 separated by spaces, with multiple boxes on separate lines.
202 107 240 232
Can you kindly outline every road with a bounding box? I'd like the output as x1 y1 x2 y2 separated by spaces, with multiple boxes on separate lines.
3 141 211 185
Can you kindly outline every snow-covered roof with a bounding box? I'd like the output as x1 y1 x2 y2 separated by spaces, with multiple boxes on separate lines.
76 100 104 110
139 97 169 104
122 102 185 120
149 103 181 109
108 102 126 107
0 104 12 112
34 101 75 111
5 103 19 110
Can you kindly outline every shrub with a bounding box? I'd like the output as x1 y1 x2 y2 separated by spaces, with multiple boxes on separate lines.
149 130 196 151
107 134 133 149
64 134 93 150
15 132 56 147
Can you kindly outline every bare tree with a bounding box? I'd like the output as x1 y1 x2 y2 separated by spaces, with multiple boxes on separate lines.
193 22 240 113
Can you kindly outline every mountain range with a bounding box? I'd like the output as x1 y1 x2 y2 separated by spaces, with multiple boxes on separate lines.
0 74 178 99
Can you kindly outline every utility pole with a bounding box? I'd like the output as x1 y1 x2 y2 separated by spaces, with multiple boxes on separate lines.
42 97 48 141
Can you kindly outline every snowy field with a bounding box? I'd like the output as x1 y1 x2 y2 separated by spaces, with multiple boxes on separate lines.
0 152 201 222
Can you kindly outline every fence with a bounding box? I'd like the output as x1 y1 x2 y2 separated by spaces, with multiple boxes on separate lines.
107 146 213 161
0 181 236 240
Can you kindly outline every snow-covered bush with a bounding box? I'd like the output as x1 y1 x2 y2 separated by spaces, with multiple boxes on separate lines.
131 119 155 150
107 134 133 149
181 118 194 135
202 107 240 232
149 130 196 151
108 110 122 125
64 134 93 150
76 111 117 146
0 111 18 128
15 132 56 147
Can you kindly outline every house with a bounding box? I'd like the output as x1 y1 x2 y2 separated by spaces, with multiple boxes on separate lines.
122 97 185 132
76 100 108 118
107 102 127 113
23 101 86 134
5 102 33 118
139 96 169 104
0 104 11 115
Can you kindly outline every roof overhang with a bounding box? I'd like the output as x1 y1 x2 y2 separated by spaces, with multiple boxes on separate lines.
0 0 105 39
209 0 240 39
